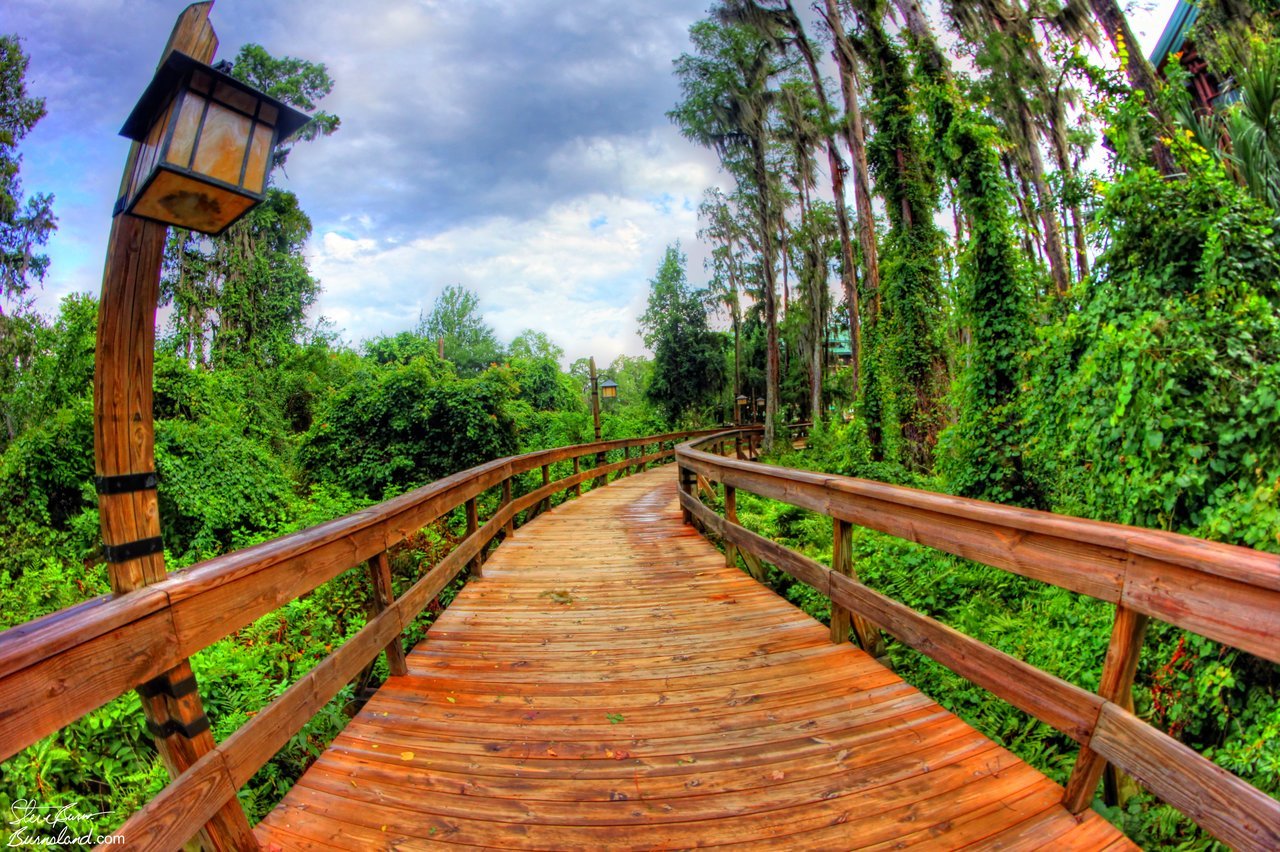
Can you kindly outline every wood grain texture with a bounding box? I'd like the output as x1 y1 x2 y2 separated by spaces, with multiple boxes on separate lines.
255 467 1124 850
678 440 1280 662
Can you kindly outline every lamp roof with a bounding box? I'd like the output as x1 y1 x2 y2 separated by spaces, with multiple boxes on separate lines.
121 50 311 143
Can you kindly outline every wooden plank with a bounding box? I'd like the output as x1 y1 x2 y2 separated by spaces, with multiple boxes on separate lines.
105 749 238 851
679 441 1280 660
365 552 408 677
0 603 178 762
828 572 1104 743
1090 702 1280 851
1063 604 1148 812
253 468 1130 851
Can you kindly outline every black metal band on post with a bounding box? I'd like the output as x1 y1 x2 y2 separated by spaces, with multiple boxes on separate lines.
145 715 211 739
95 471 158 494
137 673 199 701
102 536 164 563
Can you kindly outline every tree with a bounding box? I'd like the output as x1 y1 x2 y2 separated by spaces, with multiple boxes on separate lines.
0 34 54 308
418 285 502 375
638 245 725 422
671 16 785 449
160 45 338 368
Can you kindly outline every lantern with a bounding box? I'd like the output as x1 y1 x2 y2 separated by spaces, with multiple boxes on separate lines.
600 378 619 399
117 51 311 235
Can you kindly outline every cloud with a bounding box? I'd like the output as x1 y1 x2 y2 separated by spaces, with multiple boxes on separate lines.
308 128 720 365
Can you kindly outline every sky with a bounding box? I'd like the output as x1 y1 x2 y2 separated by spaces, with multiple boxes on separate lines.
6 0 1177 366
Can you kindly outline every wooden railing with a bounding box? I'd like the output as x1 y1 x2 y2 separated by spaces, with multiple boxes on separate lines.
0 427 752 849
676 428 1280 852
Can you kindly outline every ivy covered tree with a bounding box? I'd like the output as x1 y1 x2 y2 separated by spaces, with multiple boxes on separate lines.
638 244 725 422
418 284 503 376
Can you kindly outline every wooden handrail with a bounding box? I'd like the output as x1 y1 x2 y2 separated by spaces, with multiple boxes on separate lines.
0 426 753 848
676 429 1280 851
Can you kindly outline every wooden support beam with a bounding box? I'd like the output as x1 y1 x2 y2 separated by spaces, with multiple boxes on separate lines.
830 518 886 657
92 5 255 849
364 552 407 676
501 478 514 537
540 464 551 514
572 457 582 498
1063 605 1149 812
724 485 739 573
465 498 482 578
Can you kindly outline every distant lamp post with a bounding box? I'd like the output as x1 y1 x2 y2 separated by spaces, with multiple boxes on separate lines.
735 394 748 425
117 52 310 235
756 396 765 422
600 378 619 400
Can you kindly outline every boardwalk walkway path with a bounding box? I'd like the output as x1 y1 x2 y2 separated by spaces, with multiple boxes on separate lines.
256 466 1133 850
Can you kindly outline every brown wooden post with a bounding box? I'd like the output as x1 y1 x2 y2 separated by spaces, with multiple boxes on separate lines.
540 464 551 513
465 497 482 578
501 478 514 536
572 457 582 497
830 518 886 657
92 5 256 849
679 465 695 525
618 444 629 479
638 443 648 472
366 552 408 676
1063 605 1150 812
735 434 743 460
724 485 739 571
830 518 854 644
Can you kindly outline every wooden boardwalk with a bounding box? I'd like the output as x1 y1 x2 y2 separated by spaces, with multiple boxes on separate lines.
255 466 1134 850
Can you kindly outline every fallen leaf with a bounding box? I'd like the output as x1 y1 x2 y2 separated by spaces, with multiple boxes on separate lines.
770 770 785 781
400 751 414 761
612 748 631 760
446 696 456 703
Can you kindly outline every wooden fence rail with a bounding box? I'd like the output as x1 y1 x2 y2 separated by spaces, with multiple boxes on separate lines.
0 427 753 849
676 429 1280 852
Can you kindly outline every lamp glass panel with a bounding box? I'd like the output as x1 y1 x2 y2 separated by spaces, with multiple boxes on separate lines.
132 169 254 234
243 122 272 194
191 101 252 186
131 98 174 200
165 92 205 168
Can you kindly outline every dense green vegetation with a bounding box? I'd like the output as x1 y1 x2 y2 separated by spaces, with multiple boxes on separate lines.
4 0 1280 847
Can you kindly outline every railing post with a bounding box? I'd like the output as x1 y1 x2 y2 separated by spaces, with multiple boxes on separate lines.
1063 605 1150 812
572 457 582 497
724 485 739 571
540 463 551 514
618 445 629 480
679 463 695 525
465 497 483 578
735 434 743 460
501 478 515 536
831 518 887 658
366 551 408 676
593 445 607 489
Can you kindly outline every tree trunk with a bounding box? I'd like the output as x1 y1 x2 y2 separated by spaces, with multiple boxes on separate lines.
1088 0 1176 175
787 0 861 399
821 0 881 321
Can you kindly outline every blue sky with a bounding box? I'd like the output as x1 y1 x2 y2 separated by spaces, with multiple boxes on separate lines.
6 0 1176 365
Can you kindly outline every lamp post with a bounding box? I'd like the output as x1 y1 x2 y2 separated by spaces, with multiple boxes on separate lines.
756 396 765 423
91 5 311 847
735 394 748 426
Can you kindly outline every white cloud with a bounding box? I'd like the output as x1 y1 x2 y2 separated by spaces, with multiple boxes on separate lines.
308 129 719 366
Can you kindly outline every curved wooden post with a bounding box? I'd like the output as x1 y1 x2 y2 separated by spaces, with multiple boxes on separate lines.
93 5 256 848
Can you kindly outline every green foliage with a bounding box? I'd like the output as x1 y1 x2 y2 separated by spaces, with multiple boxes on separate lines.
0 33 54 306
299 356 518 500
857 21 949 471
638 245 726 422
418 285 503 376
1031 164 1280 547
